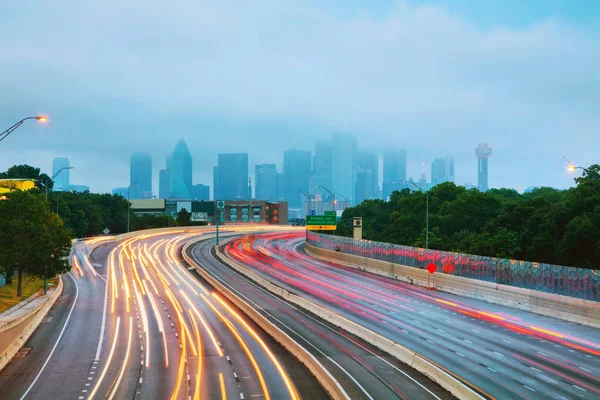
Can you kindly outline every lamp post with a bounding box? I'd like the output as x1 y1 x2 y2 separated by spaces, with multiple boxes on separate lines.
567 164 600 181
336 193 350 209
297 189 315 215
318 185 336 211
127 181 138 233
0 116 48 144
405 180 429 250
166 192 179 227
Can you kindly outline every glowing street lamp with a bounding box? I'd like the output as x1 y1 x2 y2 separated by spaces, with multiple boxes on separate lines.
0 115 49 143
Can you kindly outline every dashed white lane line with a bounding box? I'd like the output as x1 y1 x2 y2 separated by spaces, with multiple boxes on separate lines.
579 367 591 372
530 367 542 373
502 339 511 344
493 351 504 357
487 367 497 373
524 385 536 392
573 385 587 392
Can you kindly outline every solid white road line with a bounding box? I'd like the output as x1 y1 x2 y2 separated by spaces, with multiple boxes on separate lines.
19 272 80 400
95 248 114 360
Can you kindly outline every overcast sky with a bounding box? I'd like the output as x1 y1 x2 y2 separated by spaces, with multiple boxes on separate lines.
1 0 599 194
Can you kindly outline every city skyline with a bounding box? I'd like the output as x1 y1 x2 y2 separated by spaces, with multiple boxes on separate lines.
2 1 597 194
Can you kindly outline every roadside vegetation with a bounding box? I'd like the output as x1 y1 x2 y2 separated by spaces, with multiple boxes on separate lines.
337 165 600 269
0 275 58 313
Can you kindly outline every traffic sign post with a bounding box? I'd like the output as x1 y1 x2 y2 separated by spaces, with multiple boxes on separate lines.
306 215 337 231
216 201 225 245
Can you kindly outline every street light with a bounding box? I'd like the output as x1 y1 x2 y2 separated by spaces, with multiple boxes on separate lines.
297 189 315 215
564 157 600 182
127 181 138 233
0 116 49 143
166 192 179 227
405 180 429 250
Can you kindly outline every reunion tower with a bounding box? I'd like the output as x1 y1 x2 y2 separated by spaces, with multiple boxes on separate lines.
475 142 492 191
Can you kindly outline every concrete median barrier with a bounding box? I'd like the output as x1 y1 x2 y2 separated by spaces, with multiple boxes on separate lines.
211 243 485 400
181 237 351 400
0 276 63 372
305 243 600 329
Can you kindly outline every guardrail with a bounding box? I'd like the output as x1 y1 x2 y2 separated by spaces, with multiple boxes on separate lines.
181 236 351 400
210 240 485 400
0 276 63 371
307 231 599 302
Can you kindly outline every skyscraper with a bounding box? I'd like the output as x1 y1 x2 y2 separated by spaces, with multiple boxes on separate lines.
192 184 210 200
356 151 378 200
130 152 152 199
52 157 70 191
284 149 312 208
475 142 493 191
159 169 170 199
112 187 128 197
169 139 193 199
331 134 357 205
255 164 278 200
217 153 248 200
276 172 285 200
431 157 446 186
313 141 332 199
213 166 219 200
382 149 406 200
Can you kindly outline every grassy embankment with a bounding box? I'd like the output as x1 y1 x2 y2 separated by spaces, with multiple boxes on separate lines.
0 275 57 314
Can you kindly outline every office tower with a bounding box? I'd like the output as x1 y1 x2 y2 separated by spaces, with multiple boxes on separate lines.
169 139 193 199
52 157 70 191
255 164 278 200
283 150 312 208
159 169 170 199
475 142 493 191
313 141 333 199
217 153 249 200
431 158 446 186
112 187 128 197
331 134 357 205
356 151 378 200
382 149 407 200
355 170 372 205
277 172 285 200
192 184 210 200
431 155 455 186
130 152 152 199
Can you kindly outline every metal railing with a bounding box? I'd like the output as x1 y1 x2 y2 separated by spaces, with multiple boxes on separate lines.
306 231 599 302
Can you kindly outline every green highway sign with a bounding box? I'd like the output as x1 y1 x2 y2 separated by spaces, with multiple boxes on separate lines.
306 215 337 226
216 200 225 210
324 211 337 216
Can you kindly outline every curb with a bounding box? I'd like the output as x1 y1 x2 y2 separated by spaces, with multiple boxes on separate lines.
0 276 64 372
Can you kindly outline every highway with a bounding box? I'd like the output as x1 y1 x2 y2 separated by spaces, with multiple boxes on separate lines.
0 230 327 399
224 232 600 400
188 235 452 400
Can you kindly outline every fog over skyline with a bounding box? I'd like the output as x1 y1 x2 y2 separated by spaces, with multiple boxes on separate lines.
1 0 599 194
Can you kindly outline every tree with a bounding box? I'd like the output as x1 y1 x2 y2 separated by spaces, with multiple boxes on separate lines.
0 190 72 296
0 164 52 190
177 208 191 226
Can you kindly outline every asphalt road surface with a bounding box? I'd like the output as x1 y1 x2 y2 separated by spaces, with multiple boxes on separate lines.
224 231 600 400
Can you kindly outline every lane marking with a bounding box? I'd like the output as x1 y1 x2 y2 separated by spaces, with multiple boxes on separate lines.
19 272 80 400
95 248 114 360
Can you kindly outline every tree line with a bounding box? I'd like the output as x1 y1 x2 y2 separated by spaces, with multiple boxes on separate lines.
337 165 600 269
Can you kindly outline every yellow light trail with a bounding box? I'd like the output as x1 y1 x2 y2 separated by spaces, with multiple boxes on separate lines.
530 326 564 338
435 299 458 307
190 310 203 400
219 373 227 400
170 316 187 400
72 256 84 276
214 293 300 400
179 291 223 357
201 293 271 400
107 316 133 400
88 317 121 400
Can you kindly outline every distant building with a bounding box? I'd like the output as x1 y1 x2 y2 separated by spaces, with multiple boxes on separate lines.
431 155 455 186
383 149 406 200
169 139 193 199
332 134 356 205
52 157 70 191
313 141 333 200
255 164 278 200
283 150 312 208
130 152 152 199
524 186 542 193
192 184 210 200
276 172 285 200
159 169 170 199
112 187 128 197
356 151 378 203
213 166 219 200
475 142 493 191
68 184 90 193
216 153 248 200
